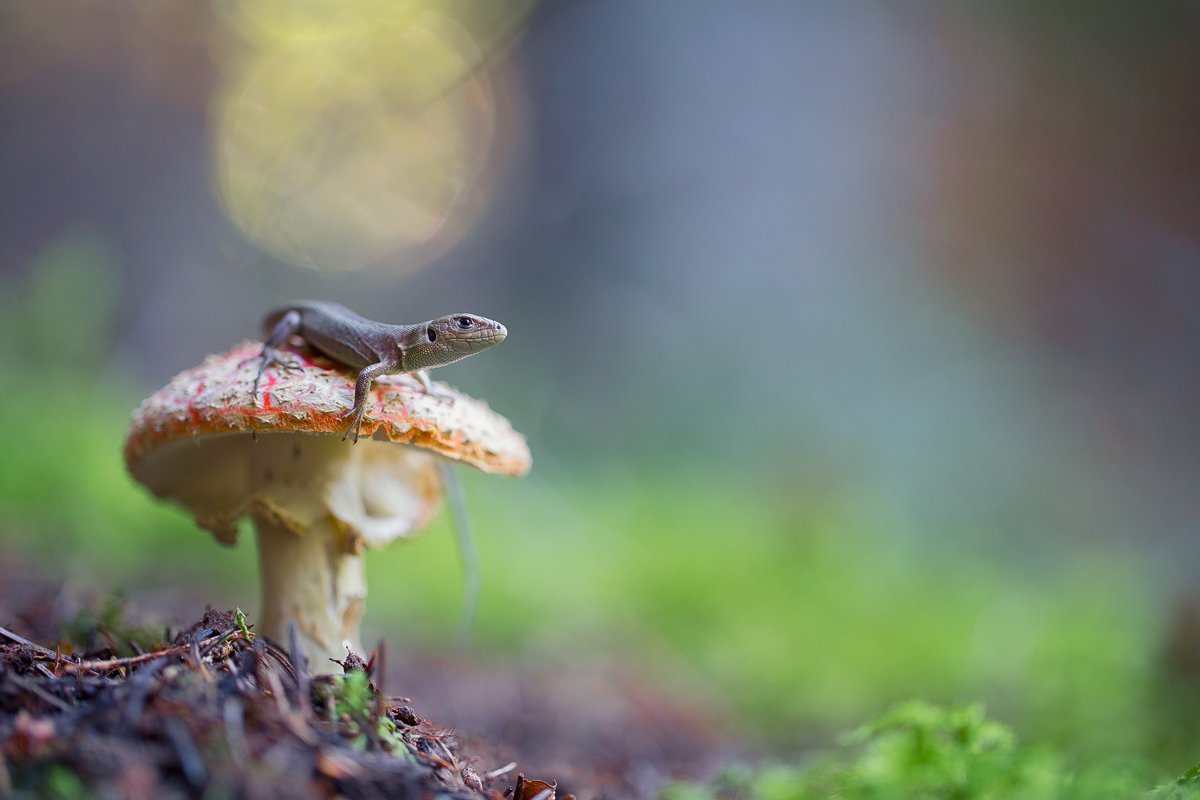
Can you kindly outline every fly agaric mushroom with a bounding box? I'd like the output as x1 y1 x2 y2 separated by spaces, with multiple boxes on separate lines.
124 341 530 664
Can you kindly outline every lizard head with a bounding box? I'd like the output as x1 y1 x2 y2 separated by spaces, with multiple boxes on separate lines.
406 314 508 371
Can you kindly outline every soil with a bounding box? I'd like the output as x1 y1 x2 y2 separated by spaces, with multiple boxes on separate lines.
0 556 737 799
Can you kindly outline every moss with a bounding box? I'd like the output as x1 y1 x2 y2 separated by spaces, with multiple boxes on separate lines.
663 701 1183 800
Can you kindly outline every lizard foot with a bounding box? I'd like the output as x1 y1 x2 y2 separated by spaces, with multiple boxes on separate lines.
338 406 365 444
242 353 305 375
246 349 306 402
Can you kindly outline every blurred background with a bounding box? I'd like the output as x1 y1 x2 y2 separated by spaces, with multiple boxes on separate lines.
2 0 1200 784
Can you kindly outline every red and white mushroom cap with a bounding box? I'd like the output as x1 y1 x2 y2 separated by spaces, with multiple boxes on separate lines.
125 342 530 543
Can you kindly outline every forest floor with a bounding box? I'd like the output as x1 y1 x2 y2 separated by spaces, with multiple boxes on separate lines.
0 555 738 800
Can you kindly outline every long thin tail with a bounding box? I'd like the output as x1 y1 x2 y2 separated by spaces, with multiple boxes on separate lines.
441 463 481 651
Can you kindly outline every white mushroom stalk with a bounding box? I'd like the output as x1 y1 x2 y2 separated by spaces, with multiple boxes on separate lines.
248 435 440 660
124 342 531 665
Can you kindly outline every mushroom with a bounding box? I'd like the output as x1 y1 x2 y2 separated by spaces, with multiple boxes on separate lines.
124 341 530 664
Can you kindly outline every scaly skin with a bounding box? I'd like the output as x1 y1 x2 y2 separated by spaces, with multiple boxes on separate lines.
253 300 507 443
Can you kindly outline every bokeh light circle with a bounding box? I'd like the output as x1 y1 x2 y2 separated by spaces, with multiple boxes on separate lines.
212 1 509 273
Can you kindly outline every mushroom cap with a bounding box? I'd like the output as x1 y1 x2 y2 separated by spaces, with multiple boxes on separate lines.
124 341 531 546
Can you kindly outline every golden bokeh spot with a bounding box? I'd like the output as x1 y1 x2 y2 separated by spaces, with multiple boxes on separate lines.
211 0 530 273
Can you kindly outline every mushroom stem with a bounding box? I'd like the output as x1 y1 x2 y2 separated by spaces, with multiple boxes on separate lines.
254 514 365 665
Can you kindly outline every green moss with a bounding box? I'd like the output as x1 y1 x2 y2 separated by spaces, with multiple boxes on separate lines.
39 765 88 800
663 702 1172 800
320 670 407 755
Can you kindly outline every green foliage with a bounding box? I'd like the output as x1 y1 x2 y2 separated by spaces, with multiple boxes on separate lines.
329 669 373 721
364 474 1158 760
322 670 407 755
1149 765 1200 800
40 764 88 800
662 702 1168 800
833 702 1047 798
234 607 254 641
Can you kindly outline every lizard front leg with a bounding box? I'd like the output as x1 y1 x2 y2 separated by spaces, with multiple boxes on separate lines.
340 361 391 443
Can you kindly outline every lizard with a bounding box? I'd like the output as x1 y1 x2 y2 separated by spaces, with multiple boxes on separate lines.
252 300 508 444
252 300 508 647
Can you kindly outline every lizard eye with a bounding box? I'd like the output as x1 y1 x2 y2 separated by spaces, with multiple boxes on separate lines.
455 317 474 330
427 326 437 342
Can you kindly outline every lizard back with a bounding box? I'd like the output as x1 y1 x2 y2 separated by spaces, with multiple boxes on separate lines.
263 301 402 370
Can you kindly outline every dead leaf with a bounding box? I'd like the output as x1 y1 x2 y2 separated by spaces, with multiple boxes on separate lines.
513 772 556 800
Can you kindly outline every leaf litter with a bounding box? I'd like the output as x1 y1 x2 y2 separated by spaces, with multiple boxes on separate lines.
0 607 572 800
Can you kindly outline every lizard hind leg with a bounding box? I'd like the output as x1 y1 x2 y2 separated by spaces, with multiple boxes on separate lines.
251 310 303 401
